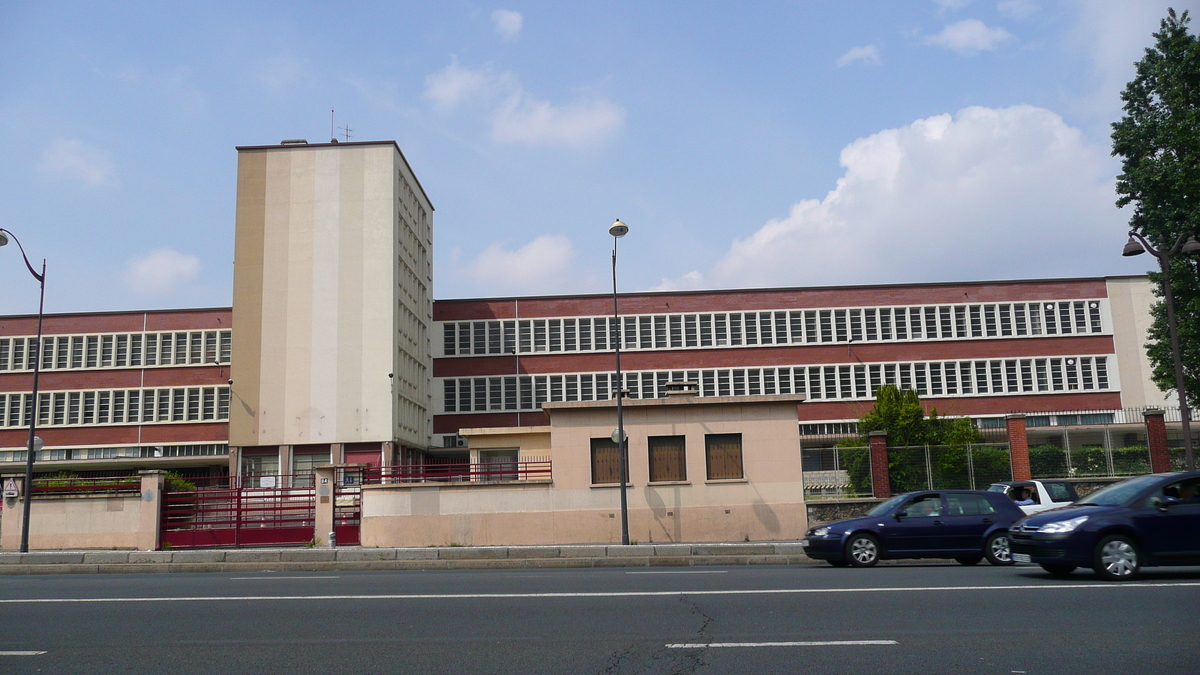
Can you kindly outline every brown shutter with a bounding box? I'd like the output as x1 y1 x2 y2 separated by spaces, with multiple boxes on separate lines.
705 434 743 480
649 436 686 482
591 438 621 484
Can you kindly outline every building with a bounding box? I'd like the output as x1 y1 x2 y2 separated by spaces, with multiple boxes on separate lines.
228 139 434 476
0 138 1194 548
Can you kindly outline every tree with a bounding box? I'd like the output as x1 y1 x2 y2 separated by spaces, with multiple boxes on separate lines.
1111 8 1200 409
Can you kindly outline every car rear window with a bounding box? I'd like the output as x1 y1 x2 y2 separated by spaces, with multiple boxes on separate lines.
1042 481 1076 502
946 493 996 516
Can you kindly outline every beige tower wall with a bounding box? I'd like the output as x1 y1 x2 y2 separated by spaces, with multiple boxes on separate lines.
231 141 433 450
1107 275 1169 409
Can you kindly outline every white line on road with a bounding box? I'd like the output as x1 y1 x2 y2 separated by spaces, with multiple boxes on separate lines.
0 582 1196 604
0 651 46 656
228 577 341 580
626 570 728 575
667 640 897 648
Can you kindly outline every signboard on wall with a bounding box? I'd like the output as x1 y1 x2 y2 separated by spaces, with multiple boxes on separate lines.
3 478 19 499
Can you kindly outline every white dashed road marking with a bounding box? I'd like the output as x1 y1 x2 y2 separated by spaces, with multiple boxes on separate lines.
667 640 897 648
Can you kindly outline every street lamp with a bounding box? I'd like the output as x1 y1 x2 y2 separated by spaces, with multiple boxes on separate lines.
0 228 47 553
609 219 630 545
1123 230 1200 471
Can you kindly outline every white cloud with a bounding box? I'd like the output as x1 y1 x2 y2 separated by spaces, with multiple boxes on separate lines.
836 45 882 67
925 19 1014 54
124 249 201 295
253 53 313 92
1066 1 1197 120
673 105 1125 290
650 271 705 292
423 58 492 110
935 0 974 9
37 138 115 187
424 57 625 148
492 91 625 148
492 9 523 41
997 0 1038 19
462 235 577 294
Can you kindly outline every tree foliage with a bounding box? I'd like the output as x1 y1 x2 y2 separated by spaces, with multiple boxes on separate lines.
845 385 985 447
1111 8 1200 408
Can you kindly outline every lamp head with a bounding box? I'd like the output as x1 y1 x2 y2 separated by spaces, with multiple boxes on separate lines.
0 231 8 247
609 219 629 238
31 436 43 452
1122 236 1146 257
1183 236 1200 255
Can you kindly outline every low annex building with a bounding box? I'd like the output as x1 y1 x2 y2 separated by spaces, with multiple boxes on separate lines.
360 392 807 547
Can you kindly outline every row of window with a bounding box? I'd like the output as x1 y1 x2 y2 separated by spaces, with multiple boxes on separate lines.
591 433 743 484
0 330 232 372
438 356 1112 413
0 443 228 464
441 300 1105 357
0 387 231 428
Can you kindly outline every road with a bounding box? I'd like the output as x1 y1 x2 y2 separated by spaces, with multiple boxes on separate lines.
0 562 1197 674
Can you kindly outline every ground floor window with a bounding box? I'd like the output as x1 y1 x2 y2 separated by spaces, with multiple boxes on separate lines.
705 433 743 480
649 435 686 482
591 438 621 484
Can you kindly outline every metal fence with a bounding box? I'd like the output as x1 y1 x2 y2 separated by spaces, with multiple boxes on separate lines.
887 444 1013 493
1027 444 1153 478
801 446 873 500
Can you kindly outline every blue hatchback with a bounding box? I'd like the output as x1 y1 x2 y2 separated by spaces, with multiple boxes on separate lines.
1008 471 1200 580
801 490 1024 567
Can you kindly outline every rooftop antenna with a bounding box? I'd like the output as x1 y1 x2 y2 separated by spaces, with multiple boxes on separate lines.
330 109 336 143
338 124 353 142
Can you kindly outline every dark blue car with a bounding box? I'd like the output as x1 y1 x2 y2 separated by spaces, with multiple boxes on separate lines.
801 490 1024 567
1008 471 1200 580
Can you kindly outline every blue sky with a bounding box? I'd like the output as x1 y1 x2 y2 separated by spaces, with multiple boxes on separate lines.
0 1 1195 315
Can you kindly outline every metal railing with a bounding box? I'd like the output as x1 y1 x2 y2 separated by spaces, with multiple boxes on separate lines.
30 474 142 496
364 458 552 485
886 444 1013 493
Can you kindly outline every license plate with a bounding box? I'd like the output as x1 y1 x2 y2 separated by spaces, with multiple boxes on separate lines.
800 539 809 547
1013 553 1031 563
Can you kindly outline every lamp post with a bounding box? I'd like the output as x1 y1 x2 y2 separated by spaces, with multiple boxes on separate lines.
0 228 47 552
1123 230 1200 471
609 219 630 545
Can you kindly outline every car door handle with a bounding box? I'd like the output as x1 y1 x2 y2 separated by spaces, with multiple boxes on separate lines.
933 520 945 526
981 518 992 524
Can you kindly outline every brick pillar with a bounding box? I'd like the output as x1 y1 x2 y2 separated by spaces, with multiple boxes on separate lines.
1006 414 1031 481
1144 408 1171 473
868 431 890 499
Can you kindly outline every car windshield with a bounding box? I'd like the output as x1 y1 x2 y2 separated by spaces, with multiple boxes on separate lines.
986 484 1007 493
1075 475 1163 507
867 494 908 516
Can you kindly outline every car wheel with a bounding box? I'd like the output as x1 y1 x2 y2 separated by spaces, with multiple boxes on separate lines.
984 532 1014 566
827 560 849 568
955 554 982 566
845 533 880 567
1093 535 1139 581
1040 563 1077 577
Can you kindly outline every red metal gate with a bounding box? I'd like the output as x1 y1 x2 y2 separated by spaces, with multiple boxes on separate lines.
334 468 362 546
161 475 316 549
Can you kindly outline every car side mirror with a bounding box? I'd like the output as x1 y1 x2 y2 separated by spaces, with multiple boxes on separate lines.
894 510 907 520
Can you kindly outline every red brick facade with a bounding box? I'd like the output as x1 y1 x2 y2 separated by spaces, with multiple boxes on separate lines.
1144 408 1171 473
1006 414 1031 480
868 431 890 499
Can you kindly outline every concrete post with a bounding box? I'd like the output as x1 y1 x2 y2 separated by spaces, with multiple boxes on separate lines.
314 466 336 547
1006 414 1031 481
868 431 890 499
228 446 240 478
1144 408 1172 473
279 445 292 484
331 443 344 465
138 470 167 551
1 473 25 550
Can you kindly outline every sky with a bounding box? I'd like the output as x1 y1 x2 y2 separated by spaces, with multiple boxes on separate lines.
0 0 1196 315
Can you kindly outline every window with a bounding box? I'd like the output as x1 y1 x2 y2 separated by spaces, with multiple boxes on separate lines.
705 433 743 480
946 493 995 516
903 494 942 517
590 438 622 484
648 435 687 482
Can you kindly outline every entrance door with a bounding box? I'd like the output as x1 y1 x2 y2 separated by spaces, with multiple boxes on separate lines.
334 468 362 546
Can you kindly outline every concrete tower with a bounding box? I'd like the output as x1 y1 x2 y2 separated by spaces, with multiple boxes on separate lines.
229 140 433 475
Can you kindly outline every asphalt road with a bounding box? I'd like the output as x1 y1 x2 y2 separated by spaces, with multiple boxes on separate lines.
1 562 1198 674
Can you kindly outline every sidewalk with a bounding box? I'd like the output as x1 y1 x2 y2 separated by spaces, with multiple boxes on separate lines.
0 542 818 574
